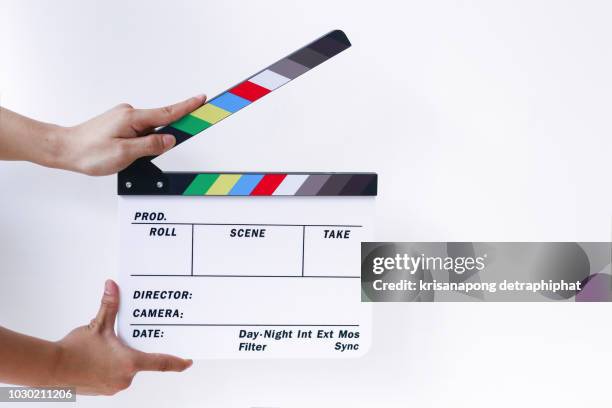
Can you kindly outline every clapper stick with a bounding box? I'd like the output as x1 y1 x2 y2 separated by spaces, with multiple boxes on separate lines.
117 30 377 196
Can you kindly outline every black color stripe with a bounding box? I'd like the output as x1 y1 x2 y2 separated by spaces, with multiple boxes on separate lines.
309 35 351 57
327 29 351 47
361 175 378 195
339 174 378 195
168 173 198 195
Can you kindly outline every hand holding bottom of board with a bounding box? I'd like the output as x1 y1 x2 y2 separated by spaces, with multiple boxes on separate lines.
54 280 193 395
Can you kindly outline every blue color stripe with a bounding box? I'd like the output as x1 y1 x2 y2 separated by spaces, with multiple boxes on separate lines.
229 174 264 195
209 92 251 113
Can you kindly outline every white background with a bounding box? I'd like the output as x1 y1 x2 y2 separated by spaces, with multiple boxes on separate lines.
0 0 611 406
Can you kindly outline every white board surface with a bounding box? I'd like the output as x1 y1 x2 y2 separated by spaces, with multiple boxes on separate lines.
117 195 374 358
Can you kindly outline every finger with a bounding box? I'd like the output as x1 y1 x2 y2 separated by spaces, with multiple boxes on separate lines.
93 279 120 333
134 351 193 372
121 133 176 160
133 95 206 129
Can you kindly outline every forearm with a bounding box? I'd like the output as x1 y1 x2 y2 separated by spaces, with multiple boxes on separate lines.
0 107 67 168
0 326 61 387
0 96 203 176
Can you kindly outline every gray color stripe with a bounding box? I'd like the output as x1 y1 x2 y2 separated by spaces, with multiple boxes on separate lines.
295 174 331 195
268 58 310 79
318 174 353 195
289 47 329 68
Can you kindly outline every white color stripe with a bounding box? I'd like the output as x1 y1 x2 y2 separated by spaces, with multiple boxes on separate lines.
272 174 309 195
249 69 290 90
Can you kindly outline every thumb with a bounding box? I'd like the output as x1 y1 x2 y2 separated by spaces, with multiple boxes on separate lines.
121 133 176 160
134 351 193 373
93 279 120 333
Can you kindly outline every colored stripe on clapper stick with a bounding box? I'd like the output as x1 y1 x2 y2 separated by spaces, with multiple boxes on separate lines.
157 30 351 145
182 173 377 196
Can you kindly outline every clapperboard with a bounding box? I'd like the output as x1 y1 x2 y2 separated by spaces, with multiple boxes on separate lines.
116 30 378 358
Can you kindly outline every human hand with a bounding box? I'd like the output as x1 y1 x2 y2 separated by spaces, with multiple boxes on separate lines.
53 280 192 395
54 95 206 176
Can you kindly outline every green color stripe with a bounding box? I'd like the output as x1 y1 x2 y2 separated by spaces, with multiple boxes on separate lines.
183 174 220 195
170 114 212 135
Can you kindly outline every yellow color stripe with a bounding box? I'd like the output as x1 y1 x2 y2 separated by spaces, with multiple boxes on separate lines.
205 174 242 195
191 103 231 124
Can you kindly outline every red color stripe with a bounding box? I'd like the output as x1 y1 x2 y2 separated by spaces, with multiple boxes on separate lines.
230 81 271 102
250 174 287 195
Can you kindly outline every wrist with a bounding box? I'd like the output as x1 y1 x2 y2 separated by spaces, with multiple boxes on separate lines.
48 340 70 387
36 124 72 171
